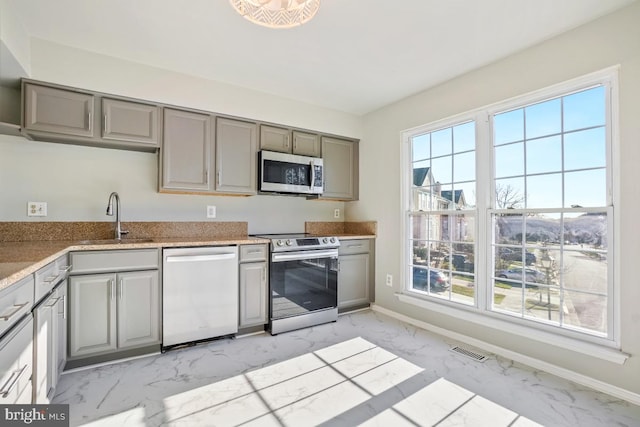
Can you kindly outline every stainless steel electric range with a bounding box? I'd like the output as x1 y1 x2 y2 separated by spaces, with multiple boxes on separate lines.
254 233 340 335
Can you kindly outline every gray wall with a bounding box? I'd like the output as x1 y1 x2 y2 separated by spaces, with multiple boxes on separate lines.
351 2 640 395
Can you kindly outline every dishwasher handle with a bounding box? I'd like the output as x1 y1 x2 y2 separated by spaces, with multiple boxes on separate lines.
165 253 236 263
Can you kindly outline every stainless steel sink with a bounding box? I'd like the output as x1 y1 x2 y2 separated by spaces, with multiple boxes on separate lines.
77 238 154 245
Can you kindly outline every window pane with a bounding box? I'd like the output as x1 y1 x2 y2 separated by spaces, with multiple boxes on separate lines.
495 143 524 178
431 156 452 184
564 169 606 208
453 121 475 153
524 285 560 325
455 182 476 207
410 216 431 241
561 249 608 294
412 134 430 161
526 173 562 208
495 178 525 209
495 214 523 244
563 212 607 249
494 109 524 145
563 290 607 334
451 278 475 305
431 128 452 157
526 98 561 139
563 86 605 132
526 136 561 174
564 127 606 170
439 214 474 242
492 280 521 314
453 151 475 182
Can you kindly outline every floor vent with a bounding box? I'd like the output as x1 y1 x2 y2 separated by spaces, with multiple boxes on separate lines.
449 346 488 362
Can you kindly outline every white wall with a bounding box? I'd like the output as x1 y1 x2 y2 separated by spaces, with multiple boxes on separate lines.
0 40 362 233
352 2 640 395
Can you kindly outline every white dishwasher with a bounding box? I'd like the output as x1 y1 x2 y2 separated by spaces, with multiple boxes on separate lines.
162 246 238 348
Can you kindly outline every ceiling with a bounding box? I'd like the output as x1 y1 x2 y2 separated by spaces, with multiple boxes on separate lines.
8 0 636 115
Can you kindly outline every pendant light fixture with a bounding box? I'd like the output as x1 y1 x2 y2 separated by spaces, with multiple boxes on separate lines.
230 0 321 29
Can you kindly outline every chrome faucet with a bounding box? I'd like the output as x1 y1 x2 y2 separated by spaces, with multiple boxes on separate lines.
106 192 128 240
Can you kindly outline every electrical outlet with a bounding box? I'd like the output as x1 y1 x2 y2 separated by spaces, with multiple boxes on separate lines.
334 208 340 218
27 202 47 217
386 273 393 287
206 205 216 218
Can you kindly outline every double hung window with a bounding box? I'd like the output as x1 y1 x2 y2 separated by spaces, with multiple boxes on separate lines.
404 70 616 342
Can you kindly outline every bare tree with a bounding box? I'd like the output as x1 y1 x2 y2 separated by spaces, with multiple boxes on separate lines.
495 184 525 209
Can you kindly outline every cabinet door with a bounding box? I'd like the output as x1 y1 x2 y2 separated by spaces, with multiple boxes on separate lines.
117 270 160 349
216 118 258 194
260 125 291 153
33 298 54 404
69 274 117 358
162 108 213 191
239 262 268 328
293 131 321 157
321 137 357 200
338 253 370 308
102 98 159 146
55 282 67 383
24 83 94 137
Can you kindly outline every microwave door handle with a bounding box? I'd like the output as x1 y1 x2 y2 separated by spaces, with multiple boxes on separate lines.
310 159 315 191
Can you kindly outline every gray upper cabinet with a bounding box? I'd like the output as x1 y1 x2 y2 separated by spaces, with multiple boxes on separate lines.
161 108 213 192
22 80 160 152
321 136 358 200
216 117 258 195
23 83 94 138
102 98 159 146
259 124 320 157
292 131 321 157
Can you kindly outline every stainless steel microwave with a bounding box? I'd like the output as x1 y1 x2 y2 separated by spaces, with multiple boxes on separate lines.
259 150 324 195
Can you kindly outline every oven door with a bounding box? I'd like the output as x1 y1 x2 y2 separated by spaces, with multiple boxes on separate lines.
270 249 338 321
259 151 324 195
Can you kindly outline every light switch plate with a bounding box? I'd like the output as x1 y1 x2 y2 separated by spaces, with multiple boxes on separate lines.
207 205 216 218
334 208 340 218
28 201 47 217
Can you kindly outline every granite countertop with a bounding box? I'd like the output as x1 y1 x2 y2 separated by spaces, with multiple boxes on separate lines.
0 236 268 292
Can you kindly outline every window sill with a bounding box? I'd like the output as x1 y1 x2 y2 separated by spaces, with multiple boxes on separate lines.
395 292 629 365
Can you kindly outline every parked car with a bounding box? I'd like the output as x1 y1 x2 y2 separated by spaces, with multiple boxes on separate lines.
498 248 536 265
443 253 474 272
413 267 450 291
496 267 546 283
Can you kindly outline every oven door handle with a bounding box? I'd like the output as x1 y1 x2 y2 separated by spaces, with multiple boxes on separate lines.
272 250 338 262
309 159 315 191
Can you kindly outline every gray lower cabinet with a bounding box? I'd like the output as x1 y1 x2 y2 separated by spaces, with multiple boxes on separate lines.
69 270 159 358
68 249 160 364
338 239 373 310
23 82 94 138
238 245 268 328
0 316 33 405
216 117 258 194
102 98 159 146
161 108 213 192
321 136 358 200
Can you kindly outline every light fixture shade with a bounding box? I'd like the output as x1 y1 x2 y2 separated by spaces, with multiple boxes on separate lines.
230 0 320 29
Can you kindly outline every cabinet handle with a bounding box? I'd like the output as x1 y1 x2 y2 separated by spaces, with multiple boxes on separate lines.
217 171 221 186
0 364 27 398
293 136 297 151
87 111 92 130
43 275 58 283
62 294 66 320
103 114 107 131
285 135 290 150
348 244 364 249
110 279 115 300
59 265 72 273
0 303 27 321
119 279 123 300
204 168 209 184
45 297 61 308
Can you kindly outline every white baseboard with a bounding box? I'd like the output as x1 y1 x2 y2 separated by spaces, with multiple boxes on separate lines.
370 303 640 406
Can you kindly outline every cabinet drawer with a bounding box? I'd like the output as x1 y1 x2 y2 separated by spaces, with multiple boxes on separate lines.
70 249 159 274
0 276 34 338
34 254 70 304
240 245 268 262
338 239 371 255
0 315 33 405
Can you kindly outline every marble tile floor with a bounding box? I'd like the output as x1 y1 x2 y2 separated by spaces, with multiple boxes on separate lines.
52 310 640 426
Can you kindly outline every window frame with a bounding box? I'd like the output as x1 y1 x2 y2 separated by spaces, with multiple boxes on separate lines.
400 67 620 350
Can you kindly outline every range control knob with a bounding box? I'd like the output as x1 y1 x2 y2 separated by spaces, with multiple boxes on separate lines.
330 237 336 244
276 240 283 246
322 238 328 243
285 239 293 246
